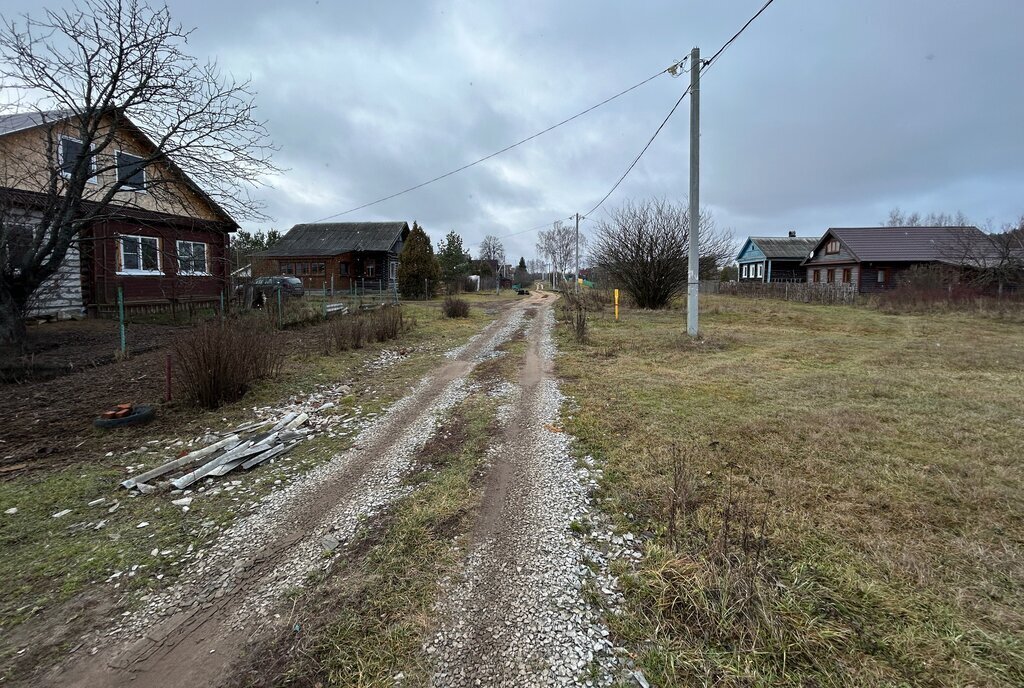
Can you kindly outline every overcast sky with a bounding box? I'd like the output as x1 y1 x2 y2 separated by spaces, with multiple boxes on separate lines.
6 0 1024 260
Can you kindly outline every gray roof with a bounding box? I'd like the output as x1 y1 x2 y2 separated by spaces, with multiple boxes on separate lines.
826 226 990 263
0 110 75 137
259 222 410 257
748 236 819 259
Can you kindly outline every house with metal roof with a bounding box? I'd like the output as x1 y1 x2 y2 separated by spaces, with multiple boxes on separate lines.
253 222 410 292
735 231 820 282
0 109 238 318
801 225 994 293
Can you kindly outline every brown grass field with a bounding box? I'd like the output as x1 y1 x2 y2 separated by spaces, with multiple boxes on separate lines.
556 294 1023 687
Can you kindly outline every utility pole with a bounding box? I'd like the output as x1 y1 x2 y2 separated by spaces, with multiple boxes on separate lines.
687 46 700 337
574 213 580 293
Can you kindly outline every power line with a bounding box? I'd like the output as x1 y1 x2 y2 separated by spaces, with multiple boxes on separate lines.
308 64 683 223
580 0 776 221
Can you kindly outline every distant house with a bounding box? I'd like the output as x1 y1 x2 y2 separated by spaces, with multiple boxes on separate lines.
253 222 409 292
736 231 819 282
801 226 993 293
0 110 237 317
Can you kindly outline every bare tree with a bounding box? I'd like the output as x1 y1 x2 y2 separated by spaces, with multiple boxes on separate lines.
943 218 1024 295
589 198 734 309
535 220 583 287
0 0 278 344
884 207 971 227
478 234 505 266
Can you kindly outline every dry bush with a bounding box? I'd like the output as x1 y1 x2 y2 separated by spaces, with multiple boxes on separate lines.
324 306 409 353
325 313 367 351
442 296 470 318
370 305 405 341
560 293 588 343
873 266 1024 316
172 320 282 409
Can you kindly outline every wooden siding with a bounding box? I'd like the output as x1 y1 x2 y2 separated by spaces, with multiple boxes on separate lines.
83 220 229 310
806 263 858 287
252 250 399 291
804 232 858 266
0 114 225 222
766 259 807 282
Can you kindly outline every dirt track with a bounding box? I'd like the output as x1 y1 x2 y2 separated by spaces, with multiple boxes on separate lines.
41 295 546 688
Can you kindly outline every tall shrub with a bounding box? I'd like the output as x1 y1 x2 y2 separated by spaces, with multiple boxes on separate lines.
172 321 281 409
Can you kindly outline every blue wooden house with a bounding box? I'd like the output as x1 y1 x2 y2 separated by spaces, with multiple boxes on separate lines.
736 231 820 282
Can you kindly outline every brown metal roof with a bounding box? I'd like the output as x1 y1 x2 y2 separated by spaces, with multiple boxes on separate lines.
821 226 991 263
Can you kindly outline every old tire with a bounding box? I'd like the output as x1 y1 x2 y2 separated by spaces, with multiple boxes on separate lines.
93 404 156 429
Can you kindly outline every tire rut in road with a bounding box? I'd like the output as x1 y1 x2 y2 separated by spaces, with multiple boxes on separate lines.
426 302 615 687
42 301 531 688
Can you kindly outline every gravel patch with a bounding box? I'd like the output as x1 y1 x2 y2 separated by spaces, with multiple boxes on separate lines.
105 309 528 643
426 307 628 686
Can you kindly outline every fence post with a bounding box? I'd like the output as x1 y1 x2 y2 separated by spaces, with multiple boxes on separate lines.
165 353 172 402
117 286 126 355
277 286 283 329
220 289 225 321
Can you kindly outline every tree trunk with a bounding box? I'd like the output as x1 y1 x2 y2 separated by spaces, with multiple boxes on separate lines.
0 286 28 348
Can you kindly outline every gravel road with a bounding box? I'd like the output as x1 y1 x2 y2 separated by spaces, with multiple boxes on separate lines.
43 299 534 688
425 302 624 687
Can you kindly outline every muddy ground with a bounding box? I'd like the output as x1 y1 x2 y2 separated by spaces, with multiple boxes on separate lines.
0 315 369 476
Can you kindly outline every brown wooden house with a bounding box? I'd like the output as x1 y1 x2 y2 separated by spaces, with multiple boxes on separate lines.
253 222 409 292
0 110 237 317
801 226 993 293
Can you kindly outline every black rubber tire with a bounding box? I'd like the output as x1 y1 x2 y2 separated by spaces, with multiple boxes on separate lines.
93 404 156 429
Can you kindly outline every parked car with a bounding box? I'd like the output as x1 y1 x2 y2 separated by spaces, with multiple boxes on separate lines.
236 276 305 299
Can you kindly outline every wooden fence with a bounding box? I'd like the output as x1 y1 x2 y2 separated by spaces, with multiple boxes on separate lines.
718 281 859 305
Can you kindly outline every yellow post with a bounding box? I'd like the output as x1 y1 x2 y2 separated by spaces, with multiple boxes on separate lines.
614 288 619 321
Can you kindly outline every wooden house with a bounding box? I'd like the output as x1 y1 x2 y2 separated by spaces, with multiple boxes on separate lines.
736 231 819 282
253 222 409 292
0 110 237 317
801 226 992 293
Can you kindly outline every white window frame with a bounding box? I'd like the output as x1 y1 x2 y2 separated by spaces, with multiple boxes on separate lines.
176 240 210 276
58 135 98 184
741 264 748 278
118 234 162 275
389 261 397 280
115 150 147 192
756 263 764 279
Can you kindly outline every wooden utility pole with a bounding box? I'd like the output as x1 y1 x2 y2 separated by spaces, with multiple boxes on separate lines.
687 46 701 337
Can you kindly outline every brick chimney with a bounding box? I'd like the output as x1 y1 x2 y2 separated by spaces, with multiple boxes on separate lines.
788 230 797 237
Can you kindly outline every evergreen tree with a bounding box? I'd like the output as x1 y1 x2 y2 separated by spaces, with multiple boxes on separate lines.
398 222 441 298
437 231 469 291
514 256 530 286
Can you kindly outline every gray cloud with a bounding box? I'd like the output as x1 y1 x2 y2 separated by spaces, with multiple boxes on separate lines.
5 0 1023 258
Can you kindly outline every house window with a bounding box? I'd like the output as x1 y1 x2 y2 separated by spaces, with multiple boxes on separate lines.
58 136 96 182
339 262 349 276
741 264 749 278
315 262 325 275
177 240 208 274
296 262 307 276
756 263 764 279
389 261 397 280
119 235 160 274
826 269 835 283
812 269 821 283
842 268 852 284
877 268 887 284
280 262 294 274
365 259 376 277
116 151 146 190
825 239 841 255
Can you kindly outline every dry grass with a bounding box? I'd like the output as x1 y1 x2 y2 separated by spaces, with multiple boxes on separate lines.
556 295 1024 686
